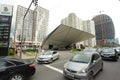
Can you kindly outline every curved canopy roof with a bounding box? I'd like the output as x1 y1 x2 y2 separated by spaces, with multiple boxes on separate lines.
41 24 95 49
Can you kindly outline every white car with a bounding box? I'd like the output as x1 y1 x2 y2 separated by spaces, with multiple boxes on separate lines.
37 51 59 63
63 51 103 80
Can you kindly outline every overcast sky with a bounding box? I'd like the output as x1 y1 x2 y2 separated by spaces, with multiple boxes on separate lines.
0 0 120 40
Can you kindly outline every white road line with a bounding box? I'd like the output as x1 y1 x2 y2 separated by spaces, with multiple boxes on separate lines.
44 65 63 74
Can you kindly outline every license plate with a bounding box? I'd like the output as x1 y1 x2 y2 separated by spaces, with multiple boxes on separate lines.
104 55 110 57
67 72 74 77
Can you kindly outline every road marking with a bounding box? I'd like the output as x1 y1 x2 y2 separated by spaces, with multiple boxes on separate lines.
44 65 63 74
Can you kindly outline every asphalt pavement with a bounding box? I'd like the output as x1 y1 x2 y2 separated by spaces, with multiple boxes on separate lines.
28 51 120 80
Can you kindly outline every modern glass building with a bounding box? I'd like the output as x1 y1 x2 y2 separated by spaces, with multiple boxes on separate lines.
92 14 115 46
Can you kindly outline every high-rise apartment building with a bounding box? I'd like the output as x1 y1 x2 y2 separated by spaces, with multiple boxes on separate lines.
61 13 96 47
14 5 49 47
83 20 96 47
92 14 115 47
61 13 83 30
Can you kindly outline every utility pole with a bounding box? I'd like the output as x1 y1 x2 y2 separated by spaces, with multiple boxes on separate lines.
20 0 38 59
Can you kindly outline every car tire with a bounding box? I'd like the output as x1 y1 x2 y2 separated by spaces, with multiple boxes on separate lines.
57 55 60 60
88 72 94 80
114 58 118 61
9 73 24 80
100 63 103 71
114 56 118 61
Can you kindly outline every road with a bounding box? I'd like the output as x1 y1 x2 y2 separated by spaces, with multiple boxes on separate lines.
29 51 120 80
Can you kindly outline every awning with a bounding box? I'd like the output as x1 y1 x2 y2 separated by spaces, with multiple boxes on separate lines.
41 24 95 49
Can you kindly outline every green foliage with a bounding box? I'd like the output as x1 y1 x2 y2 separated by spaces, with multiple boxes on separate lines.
8 48 15 56
71 49 81 53
23 49 38 55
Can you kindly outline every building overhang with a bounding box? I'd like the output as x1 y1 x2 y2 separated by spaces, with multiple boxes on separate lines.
41 24 95 49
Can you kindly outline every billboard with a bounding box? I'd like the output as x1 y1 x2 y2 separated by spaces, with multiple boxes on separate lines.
0 4 13 16
0 4 13 56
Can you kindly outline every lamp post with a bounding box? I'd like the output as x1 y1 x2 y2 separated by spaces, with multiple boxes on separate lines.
20 0 38 59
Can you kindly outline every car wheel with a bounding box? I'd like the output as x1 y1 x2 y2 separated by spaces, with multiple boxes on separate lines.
57 55 60 59
9 74 24 80
100 63 103 71
114 57 118 61
88 72 94 80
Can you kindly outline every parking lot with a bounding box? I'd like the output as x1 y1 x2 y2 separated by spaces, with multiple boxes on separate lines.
30 51 120 80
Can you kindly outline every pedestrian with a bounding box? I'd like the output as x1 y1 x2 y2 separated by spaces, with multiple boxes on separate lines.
15 48 18 57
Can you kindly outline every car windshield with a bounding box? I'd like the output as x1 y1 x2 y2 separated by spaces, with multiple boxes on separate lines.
43 51 53 55
102 48 114 53
70 53 91 63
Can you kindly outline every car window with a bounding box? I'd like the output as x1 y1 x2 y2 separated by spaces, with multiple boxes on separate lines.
53 51 57 54
102 48 114 53
10 60 24 65
94 54 100 60
0 61 14 69
70 53 91 63
43 51 53 55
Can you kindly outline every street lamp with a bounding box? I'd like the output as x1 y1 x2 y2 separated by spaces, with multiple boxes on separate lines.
20 0 38 59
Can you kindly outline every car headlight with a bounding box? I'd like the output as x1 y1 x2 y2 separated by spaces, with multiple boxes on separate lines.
64 63 68 68
79 68 87 73
110 54 115 56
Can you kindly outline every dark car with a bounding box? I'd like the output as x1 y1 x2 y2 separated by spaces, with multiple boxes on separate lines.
0 57 36 80
100 48 119 61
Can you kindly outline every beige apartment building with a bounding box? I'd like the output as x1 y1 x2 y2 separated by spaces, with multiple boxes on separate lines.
61 13 96 48
14 5 49 48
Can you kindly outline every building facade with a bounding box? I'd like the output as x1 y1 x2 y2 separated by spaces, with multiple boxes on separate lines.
14 5 49 48
92 14 115 47
61 13 96 47
83 20 96 47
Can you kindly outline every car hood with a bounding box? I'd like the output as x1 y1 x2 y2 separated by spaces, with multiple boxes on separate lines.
101 52 114 55
38 55 52 58
65 61 88 71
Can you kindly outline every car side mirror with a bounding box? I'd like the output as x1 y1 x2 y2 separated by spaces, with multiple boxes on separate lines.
93 60 96 64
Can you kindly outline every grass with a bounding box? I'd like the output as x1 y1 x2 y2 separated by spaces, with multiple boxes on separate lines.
23 49 38 55
71 49 81 53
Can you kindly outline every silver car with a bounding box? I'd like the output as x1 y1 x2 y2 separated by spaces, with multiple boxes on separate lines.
37 51 59 63
63 51 103 80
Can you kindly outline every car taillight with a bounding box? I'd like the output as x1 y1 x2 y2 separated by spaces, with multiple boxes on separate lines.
29 64 35 68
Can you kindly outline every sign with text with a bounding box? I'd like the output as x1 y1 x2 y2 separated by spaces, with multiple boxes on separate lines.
0 4 13 16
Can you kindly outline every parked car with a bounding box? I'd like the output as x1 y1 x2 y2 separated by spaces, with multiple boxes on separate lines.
37 51 59 63
0 57 36 80
100 48 119 61
63 51 103 80
83 48 97 52
114 47 120 55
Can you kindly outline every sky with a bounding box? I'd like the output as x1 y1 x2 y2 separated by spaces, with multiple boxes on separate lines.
0 0 120 40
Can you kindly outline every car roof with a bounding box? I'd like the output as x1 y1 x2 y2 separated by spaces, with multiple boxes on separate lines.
78 51 97 56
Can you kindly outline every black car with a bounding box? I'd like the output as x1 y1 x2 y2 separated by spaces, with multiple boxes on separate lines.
0 57 36 80
100 48 119 61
